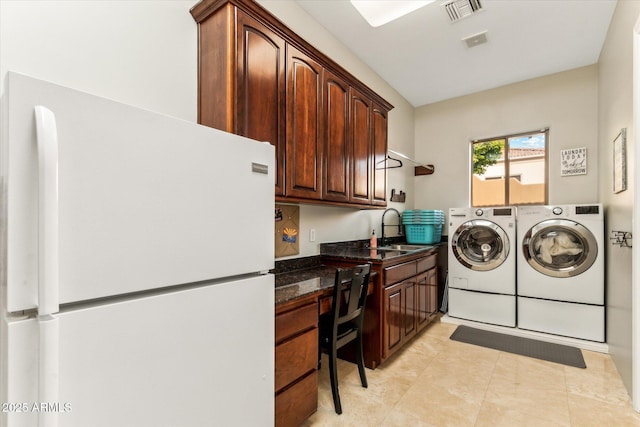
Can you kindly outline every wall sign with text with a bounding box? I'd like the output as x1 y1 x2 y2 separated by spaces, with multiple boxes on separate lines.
560 147 587 176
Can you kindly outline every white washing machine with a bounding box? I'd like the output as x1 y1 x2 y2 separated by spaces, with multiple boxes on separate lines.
448 207 516 327
516 204 604 342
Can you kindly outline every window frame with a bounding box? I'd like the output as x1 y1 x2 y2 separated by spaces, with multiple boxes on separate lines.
470 128 549 207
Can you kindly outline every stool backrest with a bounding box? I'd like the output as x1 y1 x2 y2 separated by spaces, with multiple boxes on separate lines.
330 264 371 336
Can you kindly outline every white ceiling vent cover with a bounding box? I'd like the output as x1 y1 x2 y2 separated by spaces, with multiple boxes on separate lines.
442 0 483 22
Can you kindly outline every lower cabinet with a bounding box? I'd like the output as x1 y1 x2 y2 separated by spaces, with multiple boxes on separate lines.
383 253 438 360
275 371 318 426
417 268 439 332
275 298 318 427
383 281 403 356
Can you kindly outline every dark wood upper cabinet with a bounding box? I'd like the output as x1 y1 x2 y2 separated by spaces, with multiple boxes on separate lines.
285 46 323 200
191 0 393 208
236 11 286 195
350 89 371 204
194 5 286 195
323 70 350 202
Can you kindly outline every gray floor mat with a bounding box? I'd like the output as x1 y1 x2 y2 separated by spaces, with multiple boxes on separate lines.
450 325 586 368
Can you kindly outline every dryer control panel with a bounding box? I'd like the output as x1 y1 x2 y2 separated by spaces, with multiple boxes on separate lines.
576 205 600 215
493 208 513 216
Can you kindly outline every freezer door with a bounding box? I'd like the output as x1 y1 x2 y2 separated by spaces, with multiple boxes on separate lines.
2 275 275 427
3 72 275 311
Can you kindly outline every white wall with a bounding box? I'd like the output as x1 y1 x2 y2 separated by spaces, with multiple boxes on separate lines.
256 0 417 258
598 0 640 400
0 0 198 121
414 65 599 234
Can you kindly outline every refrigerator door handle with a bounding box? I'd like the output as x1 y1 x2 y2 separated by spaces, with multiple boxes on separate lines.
34 105 60 316
38 314 60 427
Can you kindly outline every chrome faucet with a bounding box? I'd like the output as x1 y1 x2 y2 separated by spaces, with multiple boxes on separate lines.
381 208 403 247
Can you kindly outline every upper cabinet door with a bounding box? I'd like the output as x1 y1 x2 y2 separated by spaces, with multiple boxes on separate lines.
350 88 372 204
195 2 234 132
286 45 323 200
322 70 350 202
237 11 286 196
372 103 388 206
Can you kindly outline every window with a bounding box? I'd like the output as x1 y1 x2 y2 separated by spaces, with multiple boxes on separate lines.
471 129 548 207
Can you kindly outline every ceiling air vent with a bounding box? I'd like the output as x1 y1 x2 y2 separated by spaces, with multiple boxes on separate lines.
442 0 483 22
462 31 488 48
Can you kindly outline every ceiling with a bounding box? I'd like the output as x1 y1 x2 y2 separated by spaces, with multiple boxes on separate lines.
294 0 617 107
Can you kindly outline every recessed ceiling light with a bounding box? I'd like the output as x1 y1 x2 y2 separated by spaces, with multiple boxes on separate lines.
350 0 435 27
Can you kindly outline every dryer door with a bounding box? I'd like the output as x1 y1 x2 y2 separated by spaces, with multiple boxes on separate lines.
451 220 510 271
522 219 597 278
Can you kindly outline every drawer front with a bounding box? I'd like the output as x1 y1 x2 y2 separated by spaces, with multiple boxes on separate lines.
384 260 417 286
275 370 318 427
417 254 437 273
275 328 318 393
275 301 317 343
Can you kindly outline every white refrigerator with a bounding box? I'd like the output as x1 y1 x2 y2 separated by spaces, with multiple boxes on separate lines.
0 72 275 427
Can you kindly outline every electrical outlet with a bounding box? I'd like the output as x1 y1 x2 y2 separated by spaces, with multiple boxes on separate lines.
309 229 316 242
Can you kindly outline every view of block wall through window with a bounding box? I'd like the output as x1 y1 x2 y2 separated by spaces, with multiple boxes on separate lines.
471 129 548 207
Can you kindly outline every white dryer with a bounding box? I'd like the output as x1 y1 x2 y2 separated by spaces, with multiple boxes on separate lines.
448 207 516 327
516 204 604 342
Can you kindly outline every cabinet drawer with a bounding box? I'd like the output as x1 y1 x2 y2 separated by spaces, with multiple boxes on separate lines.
275 301 317 343
275 370 318 427
417 254 437 273
384 260 417 286
275 328 318 393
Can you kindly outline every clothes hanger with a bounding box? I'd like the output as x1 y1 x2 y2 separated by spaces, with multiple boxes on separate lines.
375 155 403 170
387 149 435 175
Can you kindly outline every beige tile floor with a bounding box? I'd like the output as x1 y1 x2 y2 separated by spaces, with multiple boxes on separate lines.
305 317 640 426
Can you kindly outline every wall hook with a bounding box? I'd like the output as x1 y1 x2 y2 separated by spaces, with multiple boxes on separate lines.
390 189 406 203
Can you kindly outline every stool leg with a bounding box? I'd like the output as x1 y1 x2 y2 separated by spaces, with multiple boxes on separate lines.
328 346 342 414
356 333 368 388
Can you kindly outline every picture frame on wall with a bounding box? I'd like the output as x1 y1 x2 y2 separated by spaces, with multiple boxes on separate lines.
560 147 587 176
613 128 627 193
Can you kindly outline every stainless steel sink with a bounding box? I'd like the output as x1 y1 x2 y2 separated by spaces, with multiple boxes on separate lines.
376 244 433 252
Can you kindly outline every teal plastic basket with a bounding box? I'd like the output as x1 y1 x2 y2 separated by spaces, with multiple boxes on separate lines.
402 209 445 226
405 224 442 244
403 218 444 224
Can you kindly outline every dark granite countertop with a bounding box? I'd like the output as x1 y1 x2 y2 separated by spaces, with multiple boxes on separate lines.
273 239 443 306
321 239 438 262
274 265 380 305
320 246 435 261
274 266 337 305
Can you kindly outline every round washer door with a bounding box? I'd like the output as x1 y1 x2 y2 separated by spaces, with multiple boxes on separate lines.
522 219 597 278
451 220 510 271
